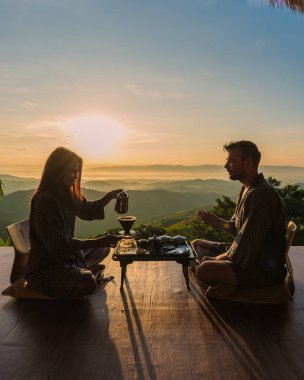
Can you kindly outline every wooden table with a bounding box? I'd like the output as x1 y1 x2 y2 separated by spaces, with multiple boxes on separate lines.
112 242 198 290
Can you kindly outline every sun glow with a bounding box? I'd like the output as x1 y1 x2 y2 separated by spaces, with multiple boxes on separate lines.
63 116 125 159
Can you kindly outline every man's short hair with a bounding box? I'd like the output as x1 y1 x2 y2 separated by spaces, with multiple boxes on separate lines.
223 140 261 168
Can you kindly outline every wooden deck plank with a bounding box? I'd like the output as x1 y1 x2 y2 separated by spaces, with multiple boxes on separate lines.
0 247 303 380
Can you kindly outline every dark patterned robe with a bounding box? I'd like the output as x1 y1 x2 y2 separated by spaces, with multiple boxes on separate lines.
227 174 287 288
25 190 105 298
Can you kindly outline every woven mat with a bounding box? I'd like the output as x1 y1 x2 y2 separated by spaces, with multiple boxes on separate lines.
190 271 293 305
2 278 85 300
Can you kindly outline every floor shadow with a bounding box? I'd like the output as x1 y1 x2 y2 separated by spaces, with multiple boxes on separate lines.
1 289 124 380
120 278 157 380
188 272 295 380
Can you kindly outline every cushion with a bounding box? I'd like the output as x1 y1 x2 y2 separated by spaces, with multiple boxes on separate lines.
204 275 293 305
2 278 52 300
2 278 87 300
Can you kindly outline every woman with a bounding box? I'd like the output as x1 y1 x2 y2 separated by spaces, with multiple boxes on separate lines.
25 147 122 299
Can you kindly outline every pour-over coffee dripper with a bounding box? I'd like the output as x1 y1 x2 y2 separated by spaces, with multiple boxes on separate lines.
118 216 137 253
118 215 136 235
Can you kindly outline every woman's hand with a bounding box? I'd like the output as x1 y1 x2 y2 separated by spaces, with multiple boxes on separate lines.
108 189 124 200
94 234 122 248
100 189 124 206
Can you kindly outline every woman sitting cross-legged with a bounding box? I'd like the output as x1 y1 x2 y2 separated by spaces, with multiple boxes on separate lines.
25 147 122 299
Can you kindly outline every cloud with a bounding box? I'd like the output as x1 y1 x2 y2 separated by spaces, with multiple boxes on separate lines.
20 118 70 140
125 83 187 100
2 0 57 6
0 86 34 95
23 102 39 108
0 133 25 138
126 128 178 144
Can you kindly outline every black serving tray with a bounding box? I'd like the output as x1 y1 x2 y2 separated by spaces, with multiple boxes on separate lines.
113 241 193 259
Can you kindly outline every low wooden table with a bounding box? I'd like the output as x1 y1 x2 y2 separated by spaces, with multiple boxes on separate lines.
112 242 198 290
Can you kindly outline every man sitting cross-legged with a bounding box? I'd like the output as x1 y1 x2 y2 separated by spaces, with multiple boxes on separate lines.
192 140 287 296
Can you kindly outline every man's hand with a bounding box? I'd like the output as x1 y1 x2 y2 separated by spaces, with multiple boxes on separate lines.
196 209 219 228
215 253 229 261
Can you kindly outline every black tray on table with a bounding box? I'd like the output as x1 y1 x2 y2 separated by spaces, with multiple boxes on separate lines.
113 241 195 259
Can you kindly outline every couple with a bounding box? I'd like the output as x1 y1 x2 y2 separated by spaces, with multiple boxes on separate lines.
25 141 287 299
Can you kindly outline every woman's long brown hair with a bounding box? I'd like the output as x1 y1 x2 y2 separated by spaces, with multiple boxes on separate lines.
34 147 84 203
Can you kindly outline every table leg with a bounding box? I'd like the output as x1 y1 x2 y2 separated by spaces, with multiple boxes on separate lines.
120 263 127 289
182 263 190 290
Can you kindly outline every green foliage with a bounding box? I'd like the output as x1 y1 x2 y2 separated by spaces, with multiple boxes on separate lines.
187 195 236 242
208 195 235 220
268 177 304 245
158 177 304 246
267 176 281 187
0 179 4 199
162 195 235 242
95 227 121 238
95 224 167 240
278 184 304 219
134 224 166 239
188 222 234 243
0 237 11 247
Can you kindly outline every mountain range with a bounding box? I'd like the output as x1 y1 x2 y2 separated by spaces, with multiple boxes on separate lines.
0 186 235 240
1 169 303 240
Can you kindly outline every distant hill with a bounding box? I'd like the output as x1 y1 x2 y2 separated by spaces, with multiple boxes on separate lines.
89 164 224 172
89 164 304 172
87 164 304 182
1 166 303 195
0 188 227 239
83 178 241 195
0 174 38 194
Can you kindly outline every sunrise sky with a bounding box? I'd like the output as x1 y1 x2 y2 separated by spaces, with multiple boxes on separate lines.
1 0 304 173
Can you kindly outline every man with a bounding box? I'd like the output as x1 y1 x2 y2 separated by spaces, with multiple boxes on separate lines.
193 141 287 296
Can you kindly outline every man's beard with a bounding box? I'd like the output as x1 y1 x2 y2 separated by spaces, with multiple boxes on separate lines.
228 170 244 181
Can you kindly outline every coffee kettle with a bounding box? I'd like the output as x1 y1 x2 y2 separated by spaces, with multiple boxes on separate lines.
148 236 162 254
115 190 129 214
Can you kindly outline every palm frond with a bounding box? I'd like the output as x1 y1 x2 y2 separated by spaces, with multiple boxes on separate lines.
269 0 304 14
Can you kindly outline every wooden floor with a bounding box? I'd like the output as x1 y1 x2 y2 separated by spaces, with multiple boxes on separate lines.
0 247 304 380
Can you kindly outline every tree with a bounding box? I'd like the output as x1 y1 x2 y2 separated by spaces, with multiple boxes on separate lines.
269 0 304 15
0 180 10 246
189 195 235 242
0 179 4 199
268 177 304 245
168 177 304 245
97 223 166 240
193 177 304 245
134 224 166 240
